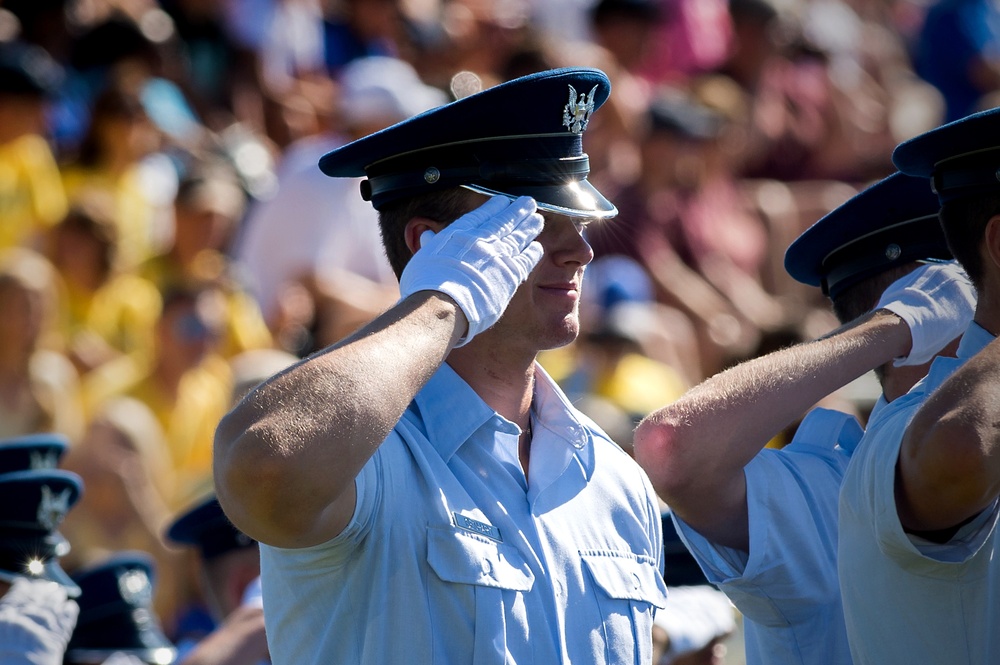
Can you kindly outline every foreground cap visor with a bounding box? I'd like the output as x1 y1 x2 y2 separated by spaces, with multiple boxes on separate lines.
0 558 81 597
462 180 617 219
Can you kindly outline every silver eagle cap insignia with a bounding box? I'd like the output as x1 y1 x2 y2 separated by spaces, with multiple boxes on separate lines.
562 84 597 134
37 485 71 531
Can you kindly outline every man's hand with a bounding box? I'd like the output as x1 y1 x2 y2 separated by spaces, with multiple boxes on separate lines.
399 195 544 345
0 578 79 665
179 605 269 665
876 260 976 366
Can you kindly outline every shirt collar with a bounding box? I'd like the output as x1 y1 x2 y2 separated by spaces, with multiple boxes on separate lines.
410 362 593 463
412 363 501 462
957 321 995 359
531 363 590 452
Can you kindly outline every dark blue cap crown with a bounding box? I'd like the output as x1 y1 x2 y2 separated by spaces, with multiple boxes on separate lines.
893 105 1000 203
0 469 82 595
0 433 68 474
785 172 951 298
65 551 177 665
166 495 256 561
318 67 617 218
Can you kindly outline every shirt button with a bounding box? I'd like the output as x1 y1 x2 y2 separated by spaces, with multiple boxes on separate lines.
482 559 494 578
632 572 641 590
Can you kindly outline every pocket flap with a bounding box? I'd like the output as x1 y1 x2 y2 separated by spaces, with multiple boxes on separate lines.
428 527 534 591
582 552 667 607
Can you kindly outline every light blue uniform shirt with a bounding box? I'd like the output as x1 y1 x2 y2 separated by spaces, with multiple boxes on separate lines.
673 407 864 665
259 363 667 665
839 322 1000 664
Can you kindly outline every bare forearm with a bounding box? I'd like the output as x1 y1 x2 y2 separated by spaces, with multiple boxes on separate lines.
898 336 1000 531
214 292 464 546
635 310 908 535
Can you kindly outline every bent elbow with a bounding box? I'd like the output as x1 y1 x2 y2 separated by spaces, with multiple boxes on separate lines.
213 414 288 542
633 413 694 501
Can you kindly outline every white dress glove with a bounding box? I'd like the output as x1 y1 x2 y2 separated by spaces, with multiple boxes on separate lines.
399 195 544 346
875 260 977 366
0 578 79 665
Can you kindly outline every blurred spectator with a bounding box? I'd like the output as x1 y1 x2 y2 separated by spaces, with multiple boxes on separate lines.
236 55 446 352
589 0 663 78
0 248 84 441
0 40 68 254
60 77 172 271
64 551 178 665
86 285 232 510
322 0 406 74
638 0 732 85
140 160 273 359
528 0 599 44
159 0 251 128
913 0 1000 123
44 196 163 387
59 396 187 634
244 0 327 97
652 584 736 665
165 495 266 665
159 349 293 661
587 88 775 376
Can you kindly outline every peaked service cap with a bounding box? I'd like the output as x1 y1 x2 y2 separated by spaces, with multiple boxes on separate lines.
893 105 1000 203
0 433 68 474
65 551 177 665
318 67 617 219
0 469 83 595
785 172 951 298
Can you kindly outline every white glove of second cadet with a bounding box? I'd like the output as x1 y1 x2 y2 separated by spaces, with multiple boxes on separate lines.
399 195 544 346
0 577 79 665
875 260 977 366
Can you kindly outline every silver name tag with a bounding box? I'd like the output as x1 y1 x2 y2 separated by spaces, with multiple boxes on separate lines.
453 512 502 542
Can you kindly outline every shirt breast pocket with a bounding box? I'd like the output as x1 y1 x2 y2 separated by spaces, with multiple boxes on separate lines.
582 551 667 665
426 527 535 664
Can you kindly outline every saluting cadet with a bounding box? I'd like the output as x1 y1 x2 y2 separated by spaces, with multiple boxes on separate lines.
214 67 668 664
634 171 976 665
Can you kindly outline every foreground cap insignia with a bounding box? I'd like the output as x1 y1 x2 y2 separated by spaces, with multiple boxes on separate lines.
563 85 597 134
37 485 71 531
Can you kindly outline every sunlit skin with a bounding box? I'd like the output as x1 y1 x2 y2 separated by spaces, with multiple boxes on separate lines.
410 195 597 367
476 211 595 358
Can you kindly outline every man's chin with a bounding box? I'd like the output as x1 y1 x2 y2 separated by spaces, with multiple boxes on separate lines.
536 320 581 351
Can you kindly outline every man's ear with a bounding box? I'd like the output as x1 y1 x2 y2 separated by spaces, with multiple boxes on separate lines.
984 214 1000 271
404 217 445 255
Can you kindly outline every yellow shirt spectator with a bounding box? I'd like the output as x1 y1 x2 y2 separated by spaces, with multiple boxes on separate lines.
0 134 67 251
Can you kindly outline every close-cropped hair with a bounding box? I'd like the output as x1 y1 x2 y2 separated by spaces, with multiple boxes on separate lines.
377 187 483 279
939 191 1000 289
830 263 918 325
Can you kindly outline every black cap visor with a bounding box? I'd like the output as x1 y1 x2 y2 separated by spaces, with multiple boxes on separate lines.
462 179 617 219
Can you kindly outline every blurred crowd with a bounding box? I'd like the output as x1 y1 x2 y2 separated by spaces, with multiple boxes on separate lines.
0 0 994 661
